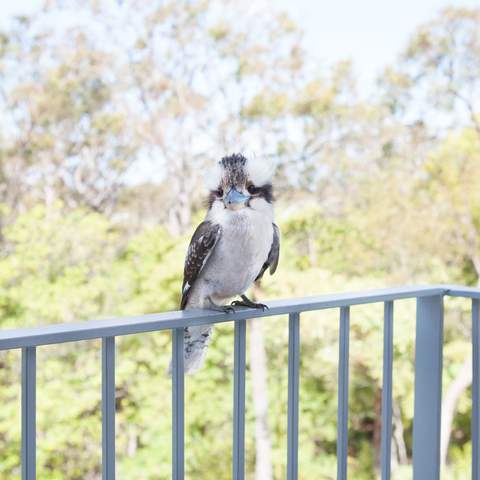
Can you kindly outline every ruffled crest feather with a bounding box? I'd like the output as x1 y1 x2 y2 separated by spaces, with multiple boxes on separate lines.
246 158 272 186
204 154 273 190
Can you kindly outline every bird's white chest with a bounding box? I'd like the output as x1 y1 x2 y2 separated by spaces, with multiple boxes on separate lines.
203 210 273 299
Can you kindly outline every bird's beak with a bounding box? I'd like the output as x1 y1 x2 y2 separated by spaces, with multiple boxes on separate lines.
224 188 251 209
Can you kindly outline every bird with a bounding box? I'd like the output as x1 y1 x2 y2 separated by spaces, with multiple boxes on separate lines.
178 153 280 374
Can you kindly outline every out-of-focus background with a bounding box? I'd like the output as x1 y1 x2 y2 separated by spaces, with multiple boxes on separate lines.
0 1 479 478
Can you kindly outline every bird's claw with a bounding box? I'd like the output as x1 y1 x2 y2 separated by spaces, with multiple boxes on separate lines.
230 300 269 311
254 303 269 311
207 304 236 313
207 296 236 313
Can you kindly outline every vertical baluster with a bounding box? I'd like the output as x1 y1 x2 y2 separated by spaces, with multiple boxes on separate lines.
233 320 246 480
337 307 350 480
287 312 300 480
22 346 36 480
413 295 444 480
381 301 394 480
172 328 185 480
472 299 479 480
102 337 116 480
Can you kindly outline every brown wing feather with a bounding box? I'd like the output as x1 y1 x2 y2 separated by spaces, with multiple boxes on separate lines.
255 223 280 282
180 221 221 309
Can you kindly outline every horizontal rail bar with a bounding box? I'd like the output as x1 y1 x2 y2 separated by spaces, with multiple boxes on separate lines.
444 285 480 299
0 286 451 350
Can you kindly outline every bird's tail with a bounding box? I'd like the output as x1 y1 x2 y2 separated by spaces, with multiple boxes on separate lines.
167 324 213 375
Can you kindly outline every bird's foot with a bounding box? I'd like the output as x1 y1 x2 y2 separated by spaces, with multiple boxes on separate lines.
231 294 269 311
209 304 236 314
207 297 236 313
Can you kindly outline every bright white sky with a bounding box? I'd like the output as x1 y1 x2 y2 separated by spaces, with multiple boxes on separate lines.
1 0 478 93
0 0 477 182
274 0 479 91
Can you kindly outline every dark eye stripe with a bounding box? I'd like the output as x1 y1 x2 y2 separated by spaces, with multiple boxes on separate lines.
207 182 274 208
248 183 273 202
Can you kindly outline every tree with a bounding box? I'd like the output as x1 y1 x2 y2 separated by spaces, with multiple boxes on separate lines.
0 17 139 216
376 8 480 467
381 7 480 139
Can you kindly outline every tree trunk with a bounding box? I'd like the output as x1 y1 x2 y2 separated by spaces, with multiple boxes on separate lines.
249 317 273 480
373 386 382 471
440 357 472 466
392 400 408 467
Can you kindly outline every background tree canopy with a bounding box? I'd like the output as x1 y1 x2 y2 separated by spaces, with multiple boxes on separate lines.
0 1 479 479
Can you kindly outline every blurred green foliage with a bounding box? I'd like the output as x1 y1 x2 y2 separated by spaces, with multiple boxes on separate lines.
0 1 479 479
0 200 475 479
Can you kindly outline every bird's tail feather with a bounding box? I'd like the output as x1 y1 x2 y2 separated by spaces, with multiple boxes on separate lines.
167 324 213 375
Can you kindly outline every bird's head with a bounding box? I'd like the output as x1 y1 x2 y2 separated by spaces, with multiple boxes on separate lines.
207 153 274 212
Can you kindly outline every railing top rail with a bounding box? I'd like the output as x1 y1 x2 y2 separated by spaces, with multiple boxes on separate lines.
0 284 473 351
444 285 480 299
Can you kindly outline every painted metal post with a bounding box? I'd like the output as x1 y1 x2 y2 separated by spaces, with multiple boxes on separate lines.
413 295 444 480
472 299 480 480
233 320 246 480
22 346 36 480
337 307 350 480
102 337 116 480
172 328 185 480
381 301 394 480
287 312 300 480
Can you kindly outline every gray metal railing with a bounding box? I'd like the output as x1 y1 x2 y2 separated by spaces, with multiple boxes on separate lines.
1 284 480 480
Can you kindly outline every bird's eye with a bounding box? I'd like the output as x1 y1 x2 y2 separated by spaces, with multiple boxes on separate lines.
247 184 259 195
215 187 224 197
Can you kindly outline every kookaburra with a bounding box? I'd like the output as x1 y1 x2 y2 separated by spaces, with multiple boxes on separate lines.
179 154 280 373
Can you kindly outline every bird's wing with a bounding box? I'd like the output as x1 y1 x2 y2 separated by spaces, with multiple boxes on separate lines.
255 223 280 282
180 221 222 310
